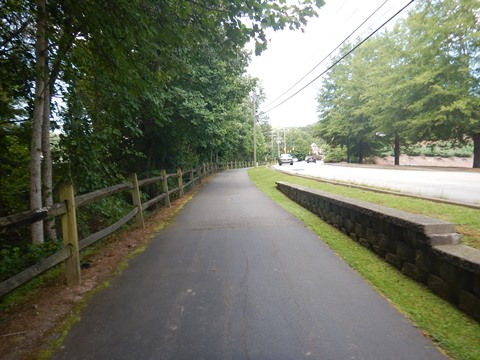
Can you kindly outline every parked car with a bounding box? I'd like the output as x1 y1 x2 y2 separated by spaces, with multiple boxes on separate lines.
305 155 316 163
278 153 294 166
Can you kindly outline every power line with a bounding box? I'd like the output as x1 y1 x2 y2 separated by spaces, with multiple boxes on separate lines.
335 0 350 16
262 0 390 109
301 0 354 67
261 0 415 115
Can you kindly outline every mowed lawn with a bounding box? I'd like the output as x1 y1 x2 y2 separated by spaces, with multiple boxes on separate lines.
251 166 480 250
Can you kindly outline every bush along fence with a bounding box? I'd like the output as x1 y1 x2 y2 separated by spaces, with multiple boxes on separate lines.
276 181 480 322
0 161 249 298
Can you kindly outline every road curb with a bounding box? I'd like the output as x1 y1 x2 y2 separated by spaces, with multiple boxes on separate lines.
272 166 480 210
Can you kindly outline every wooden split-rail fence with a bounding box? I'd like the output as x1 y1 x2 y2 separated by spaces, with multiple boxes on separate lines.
0 161 253 298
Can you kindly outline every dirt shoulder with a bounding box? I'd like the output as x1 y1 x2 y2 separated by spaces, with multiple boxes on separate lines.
0 185 202 360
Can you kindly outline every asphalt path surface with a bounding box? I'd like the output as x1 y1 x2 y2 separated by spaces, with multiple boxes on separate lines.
52 169 446 360
275 162 480 205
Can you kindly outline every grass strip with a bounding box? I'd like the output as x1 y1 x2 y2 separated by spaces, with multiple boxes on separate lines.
260 167 480 249
248 166 480 360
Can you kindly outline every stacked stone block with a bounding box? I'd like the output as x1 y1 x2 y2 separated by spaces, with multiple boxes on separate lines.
276 181 480 321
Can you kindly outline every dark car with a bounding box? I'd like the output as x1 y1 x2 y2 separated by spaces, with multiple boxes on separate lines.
305 155 316 163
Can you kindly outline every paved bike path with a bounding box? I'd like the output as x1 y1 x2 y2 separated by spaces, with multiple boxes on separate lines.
52 169 445 360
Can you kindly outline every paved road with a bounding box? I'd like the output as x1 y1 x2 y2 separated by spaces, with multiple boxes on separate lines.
52 169 445 360
275 162 480 205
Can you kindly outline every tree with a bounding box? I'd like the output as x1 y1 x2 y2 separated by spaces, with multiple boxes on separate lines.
0 124 30 216
403 0 480 167
0 0 325 246
316 0 479 167
317 44 386 163
358 30 417 165
29 0 47 244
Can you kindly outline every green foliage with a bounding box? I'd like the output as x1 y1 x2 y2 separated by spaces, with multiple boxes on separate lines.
49 0 323 182
402 141 474 158
287 126 320 159
0 124 30 216
76 195 132 240
316 41 389 163
267 125 322 162
0 0 325 247
323 145 347 163
0 240 63 282
0 0 33 122
316 0 480 167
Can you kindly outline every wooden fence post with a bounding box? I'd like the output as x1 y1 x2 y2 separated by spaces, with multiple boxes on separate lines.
60 184 81 287
160 169 171 207
177 168 184 197
130 173 144 228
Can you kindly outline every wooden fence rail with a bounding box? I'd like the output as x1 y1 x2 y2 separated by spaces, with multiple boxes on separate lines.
0 161 252 298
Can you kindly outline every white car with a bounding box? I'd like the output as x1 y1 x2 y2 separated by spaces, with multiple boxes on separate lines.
278 154 293 166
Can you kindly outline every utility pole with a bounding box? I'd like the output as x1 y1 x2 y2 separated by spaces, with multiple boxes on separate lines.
276 128 281 158
252 92 257 167
271 130 274 163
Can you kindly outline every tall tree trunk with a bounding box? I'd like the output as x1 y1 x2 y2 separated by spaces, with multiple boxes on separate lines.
42 76 57 240
394 134 401 166
30 0 47 244
473 133 480 169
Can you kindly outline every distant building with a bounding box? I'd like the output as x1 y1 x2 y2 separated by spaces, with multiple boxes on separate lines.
311 143 319 155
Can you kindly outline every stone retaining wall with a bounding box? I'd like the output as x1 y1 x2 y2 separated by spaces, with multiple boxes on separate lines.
276 181 480 321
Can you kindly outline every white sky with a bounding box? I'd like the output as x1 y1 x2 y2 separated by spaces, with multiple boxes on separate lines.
247 0 412 128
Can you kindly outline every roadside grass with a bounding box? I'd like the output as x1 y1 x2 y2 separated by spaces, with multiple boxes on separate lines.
248 166 480 360
254 167 480 250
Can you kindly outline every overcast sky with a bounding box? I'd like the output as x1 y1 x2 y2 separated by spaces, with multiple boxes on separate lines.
247 0 412 128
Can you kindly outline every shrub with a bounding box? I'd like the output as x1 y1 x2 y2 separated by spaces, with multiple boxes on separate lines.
323 146 347 163
76 195 132 239
0 240 64 282
402 141 473 158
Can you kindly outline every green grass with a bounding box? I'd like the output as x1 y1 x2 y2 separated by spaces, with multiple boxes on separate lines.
248 166 480 360
252 167 480 250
